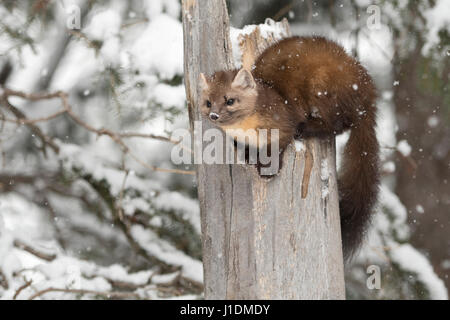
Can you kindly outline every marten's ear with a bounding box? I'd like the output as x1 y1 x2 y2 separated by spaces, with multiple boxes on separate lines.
232 68 256 90
199 73 209 92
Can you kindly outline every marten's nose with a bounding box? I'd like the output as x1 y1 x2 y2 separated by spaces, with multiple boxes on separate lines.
209 112 219 121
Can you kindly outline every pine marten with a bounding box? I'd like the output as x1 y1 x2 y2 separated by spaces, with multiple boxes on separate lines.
199 36 380 259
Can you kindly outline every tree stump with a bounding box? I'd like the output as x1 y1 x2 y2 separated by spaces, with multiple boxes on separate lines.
182 0 345 299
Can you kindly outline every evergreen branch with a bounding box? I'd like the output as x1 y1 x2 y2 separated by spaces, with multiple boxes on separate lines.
0 88 194 175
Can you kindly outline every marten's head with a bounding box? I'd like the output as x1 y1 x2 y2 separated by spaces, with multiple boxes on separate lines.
199 69 258 126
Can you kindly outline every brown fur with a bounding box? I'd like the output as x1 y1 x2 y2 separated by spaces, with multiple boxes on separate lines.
201 36 380 259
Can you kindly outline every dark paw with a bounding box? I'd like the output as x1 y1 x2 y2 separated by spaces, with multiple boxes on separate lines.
294 122 306 139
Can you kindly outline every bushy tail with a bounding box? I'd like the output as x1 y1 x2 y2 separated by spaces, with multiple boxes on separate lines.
339 105 380 260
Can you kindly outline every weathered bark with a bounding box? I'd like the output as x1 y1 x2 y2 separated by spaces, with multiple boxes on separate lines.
182 0 345 299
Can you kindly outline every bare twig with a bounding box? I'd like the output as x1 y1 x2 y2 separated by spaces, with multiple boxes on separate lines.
121 18 149 29
121 132 193 157
67 30 101 51
2 108 67 124
2 88 63 101
13 239 57 262
0 96 60 154
13 279 33 300
105 278 150 291
28 287 140 300
272 1 296 21
119 132 180 145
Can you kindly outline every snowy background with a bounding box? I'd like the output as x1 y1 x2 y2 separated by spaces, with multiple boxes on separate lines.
0 0 448 299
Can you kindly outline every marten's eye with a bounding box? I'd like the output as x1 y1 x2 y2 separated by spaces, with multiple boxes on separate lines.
206 100 212 108
226 98 235 106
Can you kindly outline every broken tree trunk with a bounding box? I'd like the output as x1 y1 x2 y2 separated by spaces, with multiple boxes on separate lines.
182 0 345 299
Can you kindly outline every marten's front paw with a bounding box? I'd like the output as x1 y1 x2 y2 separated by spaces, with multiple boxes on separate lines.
294 122 308 139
